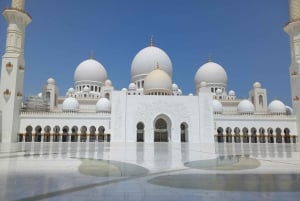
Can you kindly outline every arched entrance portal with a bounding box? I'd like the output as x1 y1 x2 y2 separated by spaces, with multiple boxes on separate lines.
154 118 170 142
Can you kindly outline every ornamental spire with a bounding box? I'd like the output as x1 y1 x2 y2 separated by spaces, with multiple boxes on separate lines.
150 35 154 46
90 50 94 59
12 0 25 10
289 0 300 22
208 54 212 62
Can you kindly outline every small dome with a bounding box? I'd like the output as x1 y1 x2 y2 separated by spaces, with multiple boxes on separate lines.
286 106 293 115
128 83 136 90
144 67 172 92
216 88 222 95
96 98 111 113
188 93 193 96
172 83 178 91
195 61 227 87
268 100 286 114
131 46 172 82
228 90 235 96
62 97 79 112
74 59 107 83
178 89 182 95
213 99 223 114
47 78 55 85
104 79 112 86
83 86 90 93
121 88 128 91
237 100 254 114
37 93 43 98
253 82 261 88
68 88 75 94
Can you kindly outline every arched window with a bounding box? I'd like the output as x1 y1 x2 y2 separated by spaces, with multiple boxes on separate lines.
90 126 96 142
242 127 249 143
234 127 241 143
275 128 282 143
25 126 33 142
80 126 87 142
284 128 291 143
267 128 274 143
35 126 42 142
53 126 60 142
225 127 232 143
71 126 78 142
180 123 188 142
250 127 257 143
62 126 69 142
136 122 144 142
98 126 105 142
259 127 265 143
44 126 51 142
259 95 263 107
217 127 224 143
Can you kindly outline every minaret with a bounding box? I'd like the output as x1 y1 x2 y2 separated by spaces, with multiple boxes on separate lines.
284 0 300 136
0 0 31 142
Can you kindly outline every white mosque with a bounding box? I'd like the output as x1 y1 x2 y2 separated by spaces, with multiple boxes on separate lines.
0 0 299 144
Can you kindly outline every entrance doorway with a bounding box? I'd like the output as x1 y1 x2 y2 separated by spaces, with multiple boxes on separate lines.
154 118 168 142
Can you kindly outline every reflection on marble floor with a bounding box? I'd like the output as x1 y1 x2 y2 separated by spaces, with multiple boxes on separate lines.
0 142 299 201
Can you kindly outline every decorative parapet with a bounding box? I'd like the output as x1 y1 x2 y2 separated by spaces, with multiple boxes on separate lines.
214 113 296 120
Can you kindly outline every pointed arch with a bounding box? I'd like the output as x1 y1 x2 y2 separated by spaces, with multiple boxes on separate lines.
153 114 172 142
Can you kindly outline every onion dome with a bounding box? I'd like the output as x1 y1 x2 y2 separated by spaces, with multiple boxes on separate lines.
131 42 172 82
195 61 227 88
178 89 182 95
83 86 90 93
172 83 178 91
96 98 111 113
144 65 172 95
47 77 55 85
213 99 223 114
228 90 235 96
74 59 107 83
237 100 255 114
104 79 112 87
286 106 293 115
216 88 222 95
128 83 137 90
62 97 79 112
268 100 286 114
253 82 262 88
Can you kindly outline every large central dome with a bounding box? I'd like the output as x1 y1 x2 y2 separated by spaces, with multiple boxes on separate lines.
131 46 172 82
74 59 107 83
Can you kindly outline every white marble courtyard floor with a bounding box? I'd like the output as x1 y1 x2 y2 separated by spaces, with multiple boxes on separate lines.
0 142 299 201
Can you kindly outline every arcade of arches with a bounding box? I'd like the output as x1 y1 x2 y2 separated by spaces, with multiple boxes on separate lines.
215 127 297 144
19 125 110 142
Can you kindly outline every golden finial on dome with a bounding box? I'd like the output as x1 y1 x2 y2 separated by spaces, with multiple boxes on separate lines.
150 35 154 46
208 54 212 62
90 50 94 59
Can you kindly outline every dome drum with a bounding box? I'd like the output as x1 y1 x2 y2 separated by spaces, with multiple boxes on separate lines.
144 88 172 96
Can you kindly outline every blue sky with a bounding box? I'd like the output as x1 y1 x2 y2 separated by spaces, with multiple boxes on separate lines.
0 0 292 105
